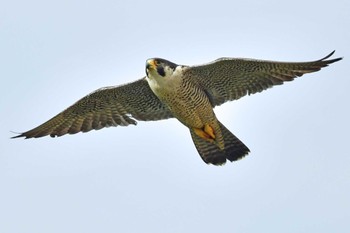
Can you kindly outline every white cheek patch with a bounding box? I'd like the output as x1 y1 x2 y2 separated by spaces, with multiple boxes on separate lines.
169 66 184 79
147 65 185 91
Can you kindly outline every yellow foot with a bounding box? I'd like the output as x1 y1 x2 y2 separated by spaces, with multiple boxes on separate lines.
204 123 215 139
193 123 216 143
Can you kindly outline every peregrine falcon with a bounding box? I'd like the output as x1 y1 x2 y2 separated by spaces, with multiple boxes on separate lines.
12 51 342 165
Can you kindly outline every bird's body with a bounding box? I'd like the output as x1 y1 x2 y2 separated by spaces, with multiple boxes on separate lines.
147 64 214 130
145 60 247 164
12 52 342 165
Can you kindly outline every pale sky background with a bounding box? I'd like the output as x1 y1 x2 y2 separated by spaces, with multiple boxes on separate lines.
1 0 349 232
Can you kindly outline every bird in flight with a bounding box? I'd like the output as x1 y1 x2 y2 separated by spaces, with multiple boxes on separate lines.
13 51 342 165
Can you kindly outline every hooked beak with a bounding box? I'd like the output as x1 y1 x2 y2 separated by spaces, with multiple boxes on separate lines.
146 59 157 70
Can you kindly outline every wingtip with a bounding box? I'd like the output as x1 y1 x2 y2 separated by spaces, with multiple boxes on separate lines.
320 50 343 62
10 131 25 139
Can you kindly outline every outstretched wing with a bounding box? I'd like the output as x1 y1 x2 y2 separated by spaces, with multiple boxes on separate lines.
13 78 173 139
186 51 342 107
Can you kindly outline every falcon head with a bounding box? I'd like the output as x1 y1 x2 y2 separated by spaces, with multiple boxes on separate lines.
145 58 178 79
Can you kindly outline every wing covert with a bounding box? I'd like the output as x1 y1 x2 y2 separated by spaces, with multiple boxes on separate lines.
186 51 342 106
13 78 173 138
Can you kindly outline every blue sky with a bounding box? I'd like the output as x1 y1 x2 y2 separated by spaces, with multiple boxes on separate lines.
1 0 349 232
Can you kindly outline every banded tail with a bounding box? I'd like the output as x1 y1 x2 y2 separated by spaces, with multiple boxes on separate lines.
190 121 250 165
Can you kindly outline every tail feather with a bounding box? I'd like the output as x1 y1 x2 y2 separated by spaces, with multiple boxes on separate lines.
190 121 250 165
190 130 227 165
219 122 250 162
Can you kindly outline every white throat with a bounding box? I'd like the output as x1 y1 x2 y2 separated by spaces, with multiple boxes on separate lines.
146 66 186 93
